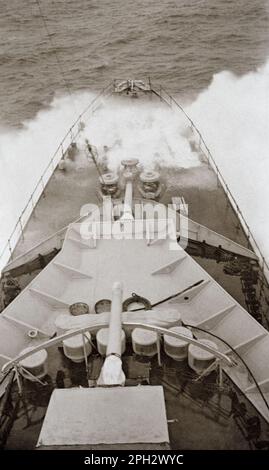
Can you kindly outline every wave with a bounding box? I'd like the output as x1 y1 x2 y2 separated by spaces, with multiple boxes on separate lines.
0 91 95 262
77 97 200 171
187 59 269 260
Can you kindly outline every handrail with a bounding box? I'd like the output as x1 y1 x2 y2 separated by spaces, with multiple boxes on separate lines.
151 84 269 283
0 82 115 268
3 209 94 272
1 80 268 284
1 322 234 374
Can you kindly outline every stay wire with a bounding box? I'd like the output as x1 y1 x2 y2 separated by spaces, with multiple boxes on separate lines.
34 0 77 114
129 282 269 413
182 322 269 414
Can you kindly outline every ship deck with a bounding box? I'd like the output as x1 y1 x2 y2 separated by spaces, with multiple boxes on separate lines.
5 149 269 332
1 94 269 450
4 347 252 450
12 159 248 258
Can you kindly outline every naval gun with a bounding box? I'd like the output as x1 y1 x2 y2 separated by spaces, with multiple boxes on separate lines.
97 282 126 386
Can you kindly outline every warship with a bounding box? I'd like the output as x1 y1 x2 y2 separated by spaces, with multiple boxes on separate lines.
0 79 269 450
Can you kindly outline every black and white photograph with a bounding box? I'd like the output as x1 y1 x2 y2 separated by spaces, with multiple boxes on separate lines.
0 0 268 464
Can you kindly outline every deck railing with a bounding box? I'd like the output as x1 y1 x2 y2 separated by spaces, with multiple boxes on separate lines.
0 80 268 283
153 85 269 284
1 322 234 375
0 82 115 269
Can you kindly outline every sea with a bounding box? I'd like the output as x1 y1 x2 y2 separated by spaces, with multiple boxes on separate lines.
0 0 269 268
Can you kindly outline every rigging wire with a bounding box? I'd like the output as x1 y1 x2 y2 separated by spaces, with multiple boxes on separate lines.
34 0 77 113
181 322 269 414
129 284 269 413
130 280 204 311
